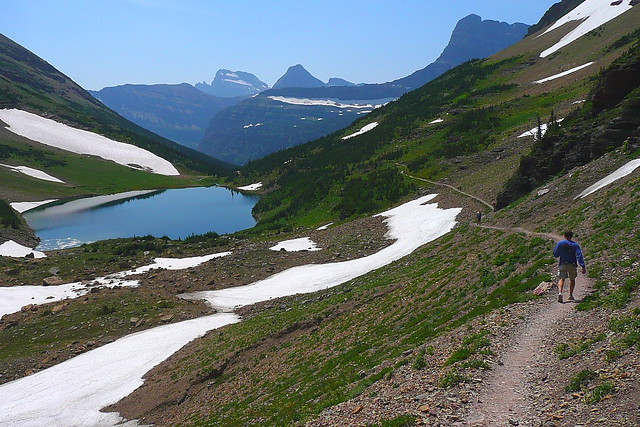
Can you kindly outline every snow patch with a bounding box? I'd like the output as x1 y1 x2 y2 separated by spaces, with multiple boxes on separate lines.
533 62 594 84
429 118 444 124
342 122 379 140
269 237 320 252
576 158 640 199
316 222 333 231
237 182 262 191
539 0 633 57
0 109 179 176
0 240 46 259
518 118 564 140
10 200 57 213
223 78 251 86
0 163 65 183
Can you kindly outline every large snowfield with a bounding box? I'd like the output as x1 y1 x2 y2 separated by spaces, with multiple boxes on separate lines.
539 0 633 57
0 195 460 426
0 109 179 176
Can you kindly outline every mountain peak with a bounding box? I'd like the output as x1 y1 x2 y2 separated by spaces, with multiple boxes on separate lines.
195 69 268 98
272 64 325 89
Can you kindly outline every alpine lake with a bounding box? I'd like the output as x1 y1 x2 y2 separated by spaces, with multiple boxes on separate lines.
23 186 259 250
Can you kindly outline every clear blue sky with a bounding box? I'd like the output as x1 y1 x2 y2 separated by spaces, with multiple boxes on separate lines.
2 0 558 90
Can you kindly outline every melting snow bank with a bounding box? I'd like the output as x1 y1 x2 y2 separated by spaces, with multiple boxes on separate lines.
0 163 65 183
539 0 633 57
533 62 594 84
10 200 57 213
0 109 179 176
576 158 640 199
0 252 231 317
184 194 461 311
0 312 240 427
270 237 321 252
342 122 378 140
238 182 262 191
0 240 46 260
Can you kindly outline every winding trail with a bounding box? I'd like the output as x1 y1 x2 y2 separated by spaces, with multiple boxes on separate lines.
464 225 593 425
401 166 594 425
400 170 495 211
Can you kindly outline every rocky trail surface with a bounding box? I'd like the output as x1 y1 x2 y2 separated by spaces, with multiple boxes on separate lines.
464 226 593 426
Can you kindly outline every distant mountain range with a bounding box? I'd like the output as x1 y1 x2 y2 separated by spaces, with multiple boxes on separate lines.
198 14 530 164
195 69 269 98
89 83 241 149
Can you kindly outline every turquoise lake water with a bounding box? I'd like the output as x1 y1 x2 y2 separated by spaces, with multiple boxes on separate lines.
23 187 258 250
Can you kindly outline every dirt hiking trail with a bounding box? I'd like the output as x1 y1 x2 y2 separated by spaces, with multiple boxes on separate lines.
463 225 593 426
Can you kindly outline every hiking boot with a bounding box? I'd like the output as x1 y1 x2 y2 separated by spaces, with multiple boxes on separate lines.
568 295 575 301
558 293 563 303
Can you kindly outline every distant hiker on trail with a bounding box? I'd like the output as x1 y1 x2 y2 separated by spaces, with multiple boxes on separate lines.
553 231 586 303
476 211 482 225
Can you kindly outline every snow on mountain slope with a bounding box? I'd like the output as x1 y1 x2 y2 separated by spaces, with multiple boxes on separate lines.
342 122 379 140
0 163 65 183
539 0 633 57
268 96 391 109
0 109 180 176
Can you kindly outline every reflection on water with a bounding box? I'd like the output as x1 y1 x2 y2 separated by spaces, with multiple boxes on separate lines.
24 187 258 250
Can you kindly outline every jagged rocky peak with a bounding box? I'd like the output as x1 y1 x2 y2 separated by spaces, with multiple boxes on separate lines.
195 69 269 98
272 64 325 89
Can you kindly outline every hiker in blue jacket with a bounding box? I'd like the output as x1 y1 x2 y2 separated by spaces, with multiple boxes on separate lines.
553 231 586 303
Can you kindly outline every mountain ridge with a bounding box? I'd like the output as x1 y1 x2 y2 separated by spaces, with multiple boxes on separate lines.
198 14 530 165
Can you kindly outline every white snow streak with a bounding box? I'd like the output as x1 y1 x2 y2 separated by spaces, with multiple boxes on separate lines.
533 62 594 84
269 237 320 252
0 163 65 183
539 0 633 57
268 96 390 109
342 122 379 140
577 158 640 199
0 109 179 176
429 118 444 124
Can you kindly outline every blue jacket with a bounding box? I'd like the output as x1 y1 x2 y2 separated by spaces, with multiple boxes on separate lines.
553 239 585 268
